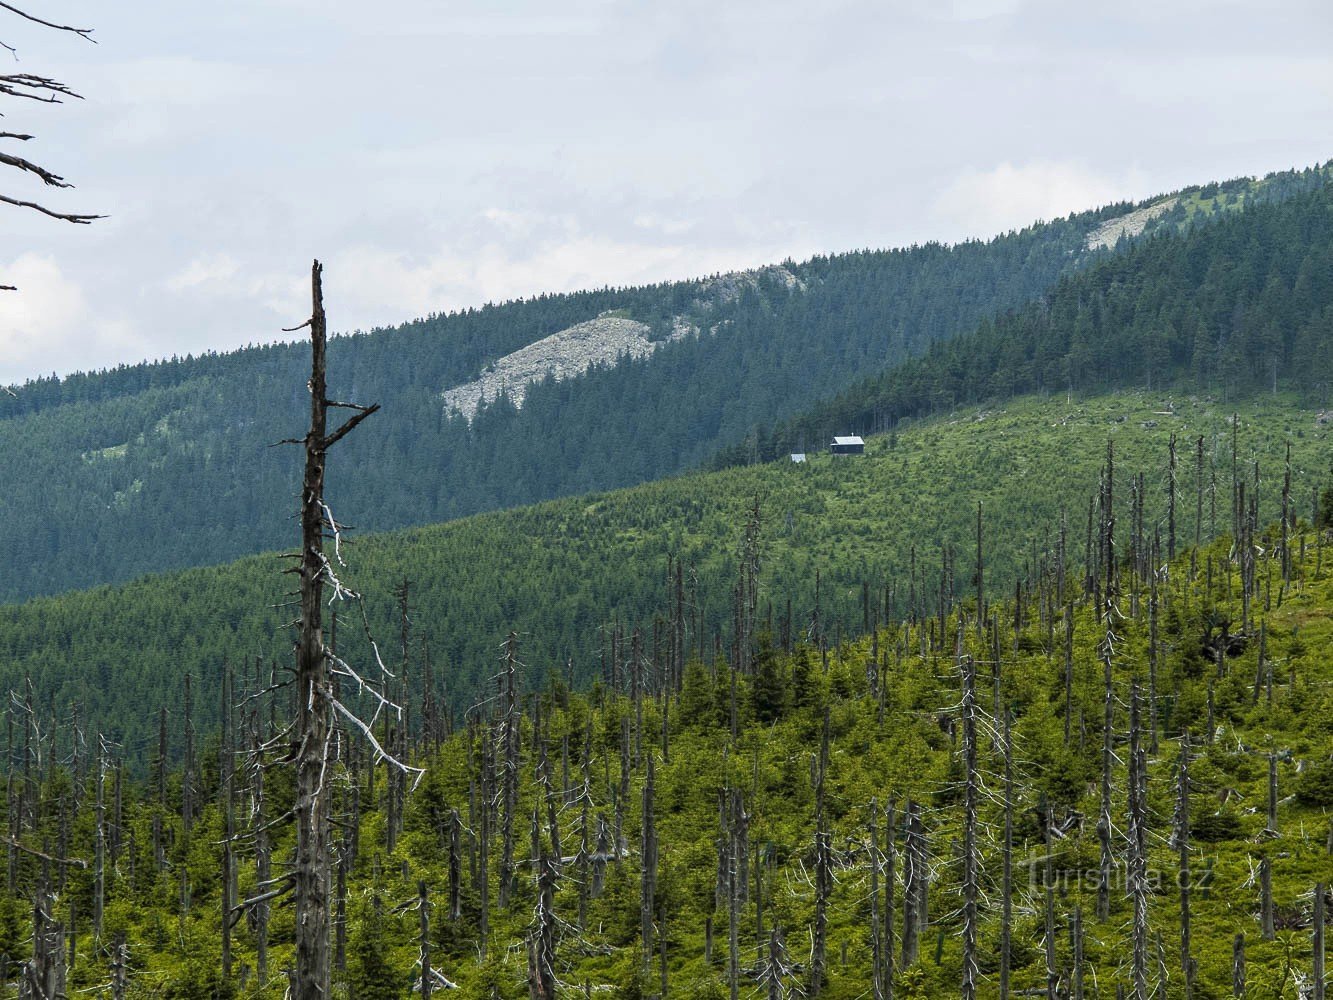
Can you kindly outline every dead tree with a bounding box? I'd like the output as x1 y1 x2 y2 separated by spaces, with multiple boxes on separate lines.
528 856 557 1000
281 259 426 1000
870 801 884 1000
810 711 832 997
1000 709 1014 1000
901 800 926 967
1315 882 1326 1000
641 752 658 978
1232 932 1246 998
959 653 980 1000
499 634 521 909
1172 732 1194 1000
0 6 100 290
417 881 433 1000
1260 854 1275 941
19 886 64 1000
1127 685 1150 1000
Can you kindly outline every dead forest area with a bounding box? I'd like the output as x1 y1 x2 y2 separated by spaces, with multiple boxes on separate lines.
0 438 1331 1000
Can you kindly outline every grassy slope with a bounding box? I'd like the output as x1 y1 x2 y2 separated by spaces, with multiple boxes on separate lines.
0 390 1326 756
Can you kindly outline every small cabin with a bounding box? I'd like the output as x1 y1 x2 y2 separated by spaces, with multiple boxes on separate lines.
830 435 864 456
790 453 806 464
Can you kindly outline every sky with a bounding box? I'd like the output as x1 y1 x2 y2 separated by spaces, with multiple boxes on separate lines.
0 0 1329 384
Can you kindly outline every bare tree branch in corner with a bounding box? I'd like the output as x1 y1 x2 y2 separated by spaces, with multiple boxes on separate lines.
1 6 101 290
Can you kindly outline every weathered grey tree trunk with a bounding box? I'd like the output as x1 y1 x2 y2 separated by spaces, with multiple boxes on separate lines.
1314 882 1326 1000
1173 732 1194 1000
1232 932 1246 998
499 633 521 909
1127 685 1150 1000
960 653 979 1000
418 880 433 1000
1260 854 1275 941
641 753 658 978
1001 709 1014 1000
1071 905 1085 1000
291 260 379 1000
810 712 831 997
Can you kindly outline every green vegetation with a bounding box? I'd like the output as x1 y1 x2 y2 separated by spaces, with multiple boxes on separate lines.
0 391 1325 765
2 509 1330 998
719 171 1333 467
2 163 1327 604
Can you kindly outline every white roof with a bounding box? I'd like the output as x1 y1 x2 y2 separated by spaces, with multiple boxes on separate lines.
832 436 864 446
790 453 806 462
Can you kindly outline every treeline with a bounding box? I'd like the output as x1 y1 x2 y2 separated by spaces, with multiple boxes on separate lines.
10 166 1329 603
0 475 1329 997
716 174 1333 467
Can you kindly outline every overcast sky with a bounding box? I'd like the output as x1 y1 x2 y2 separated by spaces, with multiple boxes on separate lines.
0 0 1328 384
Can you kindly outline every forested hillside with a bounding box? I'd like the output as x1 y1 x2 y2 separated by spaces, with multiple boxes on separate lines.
0 391 1325 765
2 502 1330 999
715 173 1333 467
2 164 1327 603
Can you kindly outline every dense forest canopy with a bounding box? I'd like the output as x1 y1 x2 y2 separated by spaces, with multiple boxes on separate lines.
715 176 1333 467
1 163 1327 604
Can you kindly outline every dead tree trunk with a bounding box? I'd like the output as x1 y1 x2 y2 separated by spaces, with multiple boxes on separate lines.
1000 709 1014 1000
641 753 658 978
418 880 433 1000
292 260 380 1000
810 711 831 998
1260 854 1275 941
960 654 979 1000
1232 932 1246 998
1128 685 1150 1000
1314 882 1326 1000
1173 733 1194 1000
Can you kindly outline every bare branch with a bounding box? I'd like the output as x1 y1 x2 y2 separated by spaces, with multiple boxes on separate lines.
0 191 100 222
0 3 94 41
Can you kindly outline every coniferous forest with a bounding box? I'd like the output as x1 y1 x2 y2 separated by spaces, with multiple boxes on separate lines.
0 445 1330 999
0 166 1328 604
2 157 1332 1000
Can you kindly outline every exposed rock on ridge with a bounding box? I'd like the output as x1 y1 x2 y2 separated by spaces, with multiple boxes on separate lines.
441 316 676 420
1084 196 1180 251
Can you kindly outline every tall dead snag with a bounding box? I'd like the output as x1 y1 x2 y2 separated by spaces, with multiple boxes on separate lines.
290 260 381 1000
870 801 883 1000
1260 854 1275 941
641 752 658 979
528 856 557 1000
1171 732 1194 1000
1127 685 1150 1000
498 634 521 910
1096 443 1119 924
959 653 979 1000
1000 710 1014 1000
901 800 926 968
21 887 64 999
810 710 832 998
1314 882 1326 1000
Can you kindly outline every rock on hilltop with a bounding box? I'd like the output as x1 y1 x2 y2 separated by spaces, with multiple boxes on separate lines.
441 315 676 419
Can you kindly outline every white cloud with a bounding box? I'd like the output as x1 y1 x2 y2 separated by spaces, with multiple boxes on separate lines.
0 255 147 382
936 160 1154 240
166 253 240 293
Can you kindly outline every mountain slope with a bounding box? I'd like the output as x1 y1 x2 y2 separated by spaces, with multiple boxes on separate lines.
6 515 1333 1000
4 163 1327 603
716 173 1333 467
0 390 1324 760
